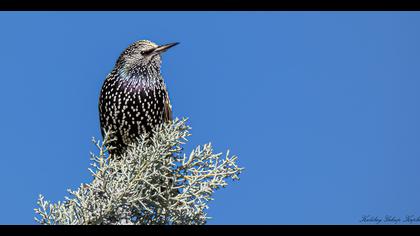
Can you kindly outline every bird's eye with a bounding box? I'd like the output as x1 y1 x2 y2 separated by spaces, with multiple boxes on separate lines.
141 48 155 55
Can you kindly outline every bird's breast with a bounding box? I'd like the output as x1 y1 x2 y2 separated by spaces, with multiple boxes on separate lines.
99 76 167 143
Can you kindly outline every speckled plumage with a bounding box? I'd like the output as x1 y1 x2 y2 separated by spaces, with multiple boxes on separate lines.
99 40 177 156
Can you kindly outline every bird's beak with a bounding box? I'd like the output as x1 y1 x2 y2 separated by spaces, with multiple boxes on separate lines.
153 42 179 54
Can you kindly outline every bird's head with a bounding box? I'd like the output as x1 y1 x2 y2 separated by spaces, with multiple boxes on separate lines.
116 40 179 75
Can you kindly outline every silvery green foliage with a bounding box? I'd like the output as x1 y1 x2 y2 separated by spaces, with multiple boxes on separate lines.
34 118 243 225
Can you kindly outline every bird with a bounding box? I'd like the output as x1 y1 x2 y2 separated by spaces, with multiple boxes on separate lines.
98 40 179 156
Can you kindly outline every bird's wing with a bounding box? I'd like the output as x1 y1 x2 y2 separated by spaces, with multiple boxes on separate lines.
163 89 172 122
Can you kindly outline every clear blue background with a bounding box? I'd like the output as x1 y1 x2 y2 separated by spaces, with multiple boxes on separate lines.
0 12 419 224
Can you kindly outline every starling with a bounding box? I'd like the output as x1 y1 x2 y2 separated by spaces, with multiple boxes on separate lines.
99 40 179 156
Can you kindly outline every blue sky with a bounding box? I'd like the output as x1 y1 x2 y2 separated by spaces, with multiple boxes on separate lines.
0 12 420 224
